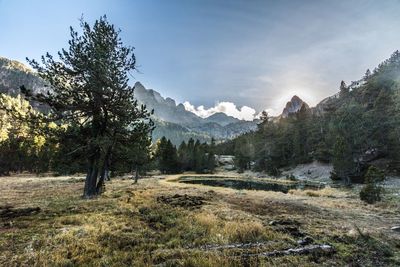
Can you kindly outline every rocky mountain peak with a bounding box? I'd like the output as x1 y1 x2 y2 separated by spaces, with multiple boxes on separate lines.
281 95 310 118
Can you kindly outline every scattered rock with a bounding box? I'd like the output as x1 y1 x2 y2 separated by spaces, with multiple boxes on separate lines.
391 226 400 232
253 244 335 257
269 219 300 226
157 194 205 209
297 236 314 246
197 241 275 251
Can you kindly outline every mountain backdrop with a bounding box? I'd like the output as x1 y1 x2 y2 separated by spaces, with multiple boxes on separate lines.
0 57 259 145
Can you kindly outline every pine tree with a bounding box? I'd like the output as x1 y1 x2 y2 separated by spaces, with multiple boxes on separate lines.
21 16 153 197
360 166 385 204
331 136 354 184
155 137 180 174
364 69 371 80
206 138 216 173
339 80 349 96
178 141 189 171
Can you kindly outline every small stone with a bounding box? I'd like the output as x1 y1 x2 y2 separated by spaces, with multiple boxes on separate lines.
391 226 400 232
297 236 314 246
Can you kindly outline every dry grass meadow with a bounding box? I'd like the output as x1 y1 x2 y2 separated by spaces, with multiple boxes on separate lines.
0 173 399 266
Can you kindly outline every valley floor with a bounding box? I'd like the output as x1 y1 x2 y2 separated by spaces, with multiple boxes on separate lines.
0 173 399 266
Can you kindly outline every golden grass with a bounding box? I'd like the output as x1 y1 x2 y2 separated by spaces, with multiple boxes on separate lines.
0 173 399 266
288 187 348 198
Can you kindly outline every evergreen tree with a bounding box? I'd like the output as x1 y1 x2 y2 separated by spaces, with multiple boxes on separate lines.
364 69 371 80
206 138 216 173
292 104 311 164
22 16 153 197
234 136 254 172
155 137 180 174
178 141 189 171
339 80 349 96
331 136 354 184
360 166 385 204
115 124 153 183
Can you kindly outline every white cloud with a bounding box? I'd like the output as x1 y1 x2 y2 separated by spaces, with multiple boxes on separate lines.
183 101 257 121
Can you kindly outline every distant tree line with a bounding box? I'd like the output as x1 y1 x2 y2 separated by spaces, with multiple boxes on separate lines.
154 137 216 174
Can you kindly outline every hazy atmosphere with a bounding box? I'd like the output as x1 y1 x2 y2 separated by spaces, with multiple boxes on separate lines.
2 0 400 117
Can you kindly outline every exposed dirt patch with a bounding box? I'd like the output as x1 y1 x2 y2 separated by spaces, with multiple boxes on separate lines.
157 194 206 209
0 206 41 219
267 219 306 238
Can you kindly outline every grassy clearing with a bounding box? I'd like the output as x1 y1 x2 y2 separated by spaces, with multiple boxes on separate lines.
0 174 399 266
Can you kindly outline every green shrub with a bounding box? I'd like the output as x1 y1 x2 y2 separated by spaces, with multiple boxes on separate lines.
360 183 382 204
359 166 385 204
364 166 385 183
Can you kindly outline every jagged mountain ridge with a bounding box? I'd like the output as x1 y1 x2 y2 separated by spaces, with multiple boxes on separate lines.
0 57 258 144
134 82 203 125
133 82 259 143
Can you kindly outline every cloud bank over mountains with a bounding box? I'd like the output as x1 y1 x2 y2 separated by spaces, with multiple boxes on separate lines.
183 101 257 121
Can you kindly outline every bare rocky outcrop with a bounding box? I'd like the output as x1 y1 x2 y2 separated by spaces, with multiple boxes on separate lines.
281 95 310 118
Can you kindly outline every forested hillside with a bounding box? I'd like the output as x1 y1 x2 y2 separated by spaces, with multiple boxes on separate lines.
218 51 400 183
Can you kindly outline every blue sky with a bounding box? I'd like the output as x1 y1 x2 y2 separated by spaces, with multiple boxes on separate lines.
1 0 400 117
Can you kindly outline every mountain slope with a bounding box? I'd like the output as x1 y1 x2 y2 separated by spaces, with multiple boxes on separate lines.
133 82 258 143
134 82 202 125
0 57 258 145
0 57 46 96
203 112 240 126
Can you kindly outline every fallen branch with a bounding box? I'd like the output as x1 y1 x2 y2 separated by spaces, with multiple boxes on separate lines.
243 244 335 257
197 241 279 251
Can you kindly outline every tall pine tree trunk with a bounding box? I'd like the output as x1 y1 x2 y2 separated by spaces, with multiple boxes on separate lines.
84 147 101 198
96 148 112 194
134 165 139 184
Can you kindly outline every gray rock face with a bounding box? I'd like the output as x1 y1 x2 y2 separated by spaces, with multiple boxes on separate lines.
134 81 203 125
281 95 310 118
0 57 49 111
0 57 47 96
